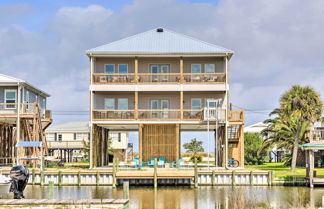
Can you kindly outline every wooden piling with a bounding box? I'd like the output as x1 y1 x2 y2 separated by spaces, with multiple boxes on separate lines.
123 181 129 199
32 169 35 185
268 171 272 186
250 171 253 185
96 171 100 186
112 158 116 188
58 171 62 186
212 170 216 186
40 171 44 186
154 158 157 188
77 171 81 187
194 158 198 188
48 181 54 199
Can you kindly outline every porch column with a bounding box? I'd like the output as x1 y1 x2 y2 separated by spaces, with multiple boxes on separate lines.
135 91 138 120
176 124 180 161
135 57 138 82
180 91 183 120
139 124 143 164
180 57 184 83
224 55 229 168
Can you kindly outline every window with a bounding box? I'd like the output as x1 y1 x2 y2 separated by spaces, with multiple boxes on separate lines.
35 95 38 103
150 100 169 109
191 64 201 73
26 90 30 103
191 98 201 110
118 64 128 73
58 134 62 141
54 133 57 141
205 98 216 108
118 98 128 110
105 64 115 73
104 98 115 110
150 64 170 82
74 133 77 140
205 64 215 73
5 89 17 109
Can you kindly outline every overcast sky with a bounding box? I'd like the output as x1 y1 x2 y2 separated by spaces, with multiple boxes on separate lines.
1 0 324 128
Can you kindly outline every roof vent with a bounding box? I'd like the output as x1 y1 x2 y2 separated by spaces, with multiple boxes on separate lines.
157 28 163 32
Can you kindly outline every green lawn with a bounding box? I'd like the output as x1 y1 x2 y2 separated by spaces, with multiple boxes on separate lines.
246 162 324 178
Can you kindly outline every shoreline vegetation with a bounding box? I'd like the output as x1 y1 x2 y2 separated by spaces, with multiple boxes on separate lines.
247 162 324 178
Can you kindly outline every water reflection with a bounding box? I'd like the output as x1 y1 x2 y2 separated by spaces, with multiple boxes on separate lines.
2 185 324 208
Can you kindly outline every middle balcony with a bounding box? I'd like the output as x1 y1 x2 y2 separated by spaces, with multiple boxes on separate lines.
92 91 244 122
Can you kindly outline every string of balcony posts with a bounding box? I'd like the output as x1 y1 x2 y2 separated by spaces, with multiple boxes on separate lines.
92 73 226 84
0 103 52 120
92 109 244 122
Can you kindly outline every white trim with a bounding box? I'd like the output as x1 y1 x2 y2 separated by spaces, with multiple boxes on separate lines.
4 89 17 109
90 84 228 92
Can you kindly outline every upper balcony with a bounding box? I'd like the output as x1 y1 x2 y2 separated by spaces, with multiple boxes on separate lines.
91 57 227 85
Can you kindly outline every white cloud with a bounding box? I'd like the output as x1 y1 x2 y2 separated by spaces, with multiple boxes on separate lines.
0 0 324 125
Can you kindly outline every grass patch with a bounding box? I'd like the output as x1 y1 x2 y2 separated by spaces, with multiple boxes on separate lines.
246 162 324 178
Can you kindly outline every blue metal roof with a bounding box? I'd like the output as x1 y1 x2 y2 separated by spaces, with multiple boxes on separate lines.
17 141 42 147
86 28 233 55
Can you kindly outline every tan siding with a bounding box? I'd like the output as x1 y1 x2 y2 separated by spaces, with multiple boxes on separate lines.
95 57 135 73
183 57 225 73
138 92 180 109
183 92 226 109
138 57 180 73
94 92 135 109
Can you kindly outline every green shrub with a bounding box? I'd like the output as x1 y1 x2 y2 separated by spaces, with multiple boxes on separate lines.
245 133 267 165
190 155 202 163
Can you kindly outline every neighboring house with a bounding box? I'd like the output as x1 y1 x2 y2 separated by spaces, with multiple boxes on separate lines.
245 122 284 162
45 122 129 162
0 74 52 166
45 121 89 162
86 28 244 168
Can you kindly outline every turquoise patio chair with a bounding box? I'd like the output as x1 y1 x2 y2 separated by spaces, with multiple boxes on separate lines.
171 157 183 168
158 157 165 168
134 157 142 168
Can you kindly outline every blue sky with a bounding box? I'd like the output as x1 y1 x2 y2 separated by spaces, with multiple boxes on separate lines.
0 0 324 151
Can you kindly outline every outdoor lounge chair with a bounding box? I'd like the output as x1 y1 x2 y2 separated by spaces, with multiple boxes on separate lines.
158 157 165 168
134 157 142 168
171 157 183 168
147 157 156 167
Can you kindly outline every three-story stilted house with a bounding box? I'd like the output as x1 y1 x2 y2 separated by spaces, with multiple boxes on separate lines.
0 74 52 167
86 28 244 168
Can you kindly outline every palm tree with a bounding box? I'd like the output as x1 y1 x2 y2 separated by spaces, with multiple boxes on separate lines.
279 85 322 172
260 112 310 166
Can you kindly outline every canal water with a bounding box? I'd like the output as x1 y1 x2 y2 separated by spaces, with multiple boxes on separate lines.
2 185 324 208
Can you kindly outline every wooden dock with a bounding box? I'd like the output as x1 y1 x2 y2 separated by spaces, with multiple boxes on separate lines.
0 168 271 186
0 199 128 208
